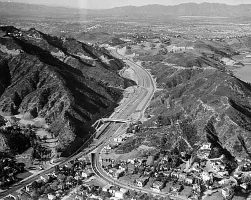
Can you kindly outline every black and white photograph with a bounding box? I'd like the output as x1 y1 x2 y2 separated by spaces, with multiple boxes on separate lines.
0 0 251 199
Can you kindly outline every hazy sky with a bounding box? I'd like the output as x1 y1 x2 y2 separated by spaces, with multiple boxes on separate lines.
4 0 251 9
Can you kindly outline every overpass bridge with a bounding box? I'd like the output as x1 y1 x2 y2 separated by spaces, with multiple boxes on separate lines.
92 118 131 130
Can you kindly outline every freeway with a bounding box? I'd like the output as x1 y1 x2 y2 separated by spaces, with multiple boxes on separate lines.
90 50 173 197
92 50 187 200
0 48 154 198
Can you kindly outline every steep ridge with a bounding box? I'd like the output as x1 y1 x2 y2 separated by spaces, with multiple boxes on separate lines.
118 40 251 160
0 26 134 155
145 63 251 158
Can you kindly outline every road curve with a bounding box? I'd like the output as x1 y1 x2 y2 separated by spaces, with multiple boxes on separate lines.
90 50 172 197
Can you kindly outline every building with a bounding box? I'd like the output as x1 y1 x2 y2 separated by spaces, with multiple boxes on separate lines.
114 191 124 199
221 186 234 200
127 159 135 164
81 169 93 178
102 184 113 192
163 171 171 178
178 173 186 182
241 162 251 172
170 184 183 195
114 189 128 199
219 177 237 186
136 177 149 187
108 168 117 177
114 169 125 179
146 156 154 166
185 176 194 185
152 181 164 191
200 143 211 151
40 174 50 183
201 171 211 184
171 171 179 179
47 194 56 200
114 137 123 143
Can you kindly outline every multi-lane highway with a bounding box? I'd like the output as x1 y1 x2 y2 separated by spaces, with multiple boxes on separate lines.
0 48 155 198
90 50 171 197
92 50 187 200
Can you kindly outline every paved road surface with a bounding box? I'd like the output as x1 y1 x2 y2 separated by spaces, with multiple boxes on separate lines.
91 50 189 200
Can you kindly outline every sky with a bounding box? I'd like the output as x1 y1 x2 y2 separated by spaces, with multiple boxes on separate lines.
3 0 251 9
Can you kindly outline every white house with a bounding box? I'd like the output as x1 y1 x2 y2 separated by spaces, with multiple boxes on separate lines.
200 143 211 151
47 194 56 200
136 177 148 187
201 171 211 184
114 137 123 143
114 191 124 199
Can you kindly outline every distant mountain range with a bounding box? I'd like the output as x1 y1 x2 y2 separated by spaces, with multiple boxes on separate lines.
101 3 251 18
1 2 251 18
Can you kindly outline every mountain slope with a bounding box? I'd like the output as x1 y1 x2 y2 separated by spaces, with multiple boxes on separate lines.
0 26 133 155
118 40 251 160
1 2 251 19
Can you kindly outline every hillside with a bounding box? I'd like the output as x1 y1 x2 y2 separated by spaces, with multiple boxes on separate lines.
118 39 251 160
0 26 133 155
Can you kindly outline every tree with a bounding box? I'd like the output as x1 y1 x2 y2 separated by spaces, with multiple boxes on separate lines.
0 115 6 127
237 134 251 157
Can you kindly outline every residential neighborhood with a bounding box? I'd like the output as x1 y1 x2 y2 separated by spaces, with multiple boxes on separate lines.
100 140 251 200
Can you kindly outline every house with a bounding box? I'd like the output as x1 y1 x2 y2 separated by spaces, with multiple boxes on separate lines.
163 171 171 178
241 162 251 172
81 171 89 178
200 143 211 151
152 181 164 191
127 159 135 164
171 171 179 178
146 156 154 166
136 177 149 187
240 183 248 190
25 184 33 192
102 184 113 192
127 163 135 173
109 168 117 177
221 186 234 200
192 183 201 193
198 150 210 159
190 162 200 172
108 186 117 195
114 189 128 199
144 168 153 176
114 137 123 143
40 174 50 183
114 169 125 179
120 188 128 194
217 171 229 177
206 160 225 174
185 176 194 185
104 145 112 150
47 194 56 200
178 173 186 182
201 171 211 184
170 184 183 194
